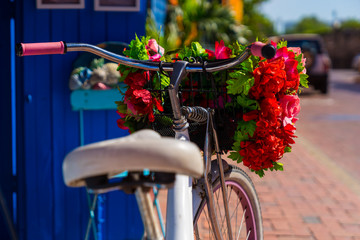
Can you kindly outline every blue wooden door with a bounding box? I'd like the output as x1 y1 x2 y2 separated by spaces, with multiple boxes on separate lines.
13 0 153 239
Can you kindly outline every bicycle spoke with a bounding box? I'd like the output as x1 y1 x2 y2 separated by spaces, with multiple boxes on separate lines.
221 190 231 237
245 229 251 240
236 209 246 240
215 188 224 225
203 205 214 239
194 168 262 240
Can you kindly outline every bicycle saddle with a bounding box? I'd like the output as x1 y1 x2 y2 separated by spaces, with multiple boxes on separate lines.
63 129 203 192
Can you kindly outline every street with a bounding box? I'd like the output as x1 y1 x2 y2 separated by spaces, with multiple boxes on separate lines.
156 69 360 239
298 70 360 183
251 69 360 239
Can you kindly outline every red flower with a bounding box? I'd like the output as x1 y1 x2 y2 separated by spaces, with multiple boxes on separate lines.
124 71 150 90
239 130 285 171
116 111 129 131
205 49 215 60
259 97 281 128
243 110 259 121
249 58 286 99
124 88 163 122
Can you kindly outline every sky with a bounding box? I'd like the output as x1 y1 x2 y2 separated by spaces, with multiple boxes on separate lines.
260 0 360 32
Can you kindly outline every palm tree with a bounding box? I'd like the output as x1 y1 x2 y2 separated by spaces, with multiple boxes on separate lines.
147 0 249 51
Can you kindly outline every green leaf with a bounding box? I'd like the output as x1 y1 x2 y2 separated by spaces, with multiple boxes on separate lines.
236 95 259 111
116 102 128 113
294 53 307 74
300 73 309 88
233 130 249 143
255 169 265 178
226 71 254 95
228 151 243 163
241 57 254 72
238 120 257 137
123 35 149 60
119 68 131 82
229 41 246 56
273 162 284 171
178 46 192 60
277 40 287 49
284 146 292 153
190 42 207 58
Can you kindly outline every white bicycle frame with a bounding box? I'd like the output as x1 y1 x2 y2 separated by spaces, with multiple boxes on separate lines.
165 61 195 240
17 41 271 240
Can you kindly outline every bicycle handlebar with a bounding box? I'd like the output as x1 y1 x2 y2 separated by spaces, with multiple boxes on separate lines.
16 41 276 72
16 41 67 56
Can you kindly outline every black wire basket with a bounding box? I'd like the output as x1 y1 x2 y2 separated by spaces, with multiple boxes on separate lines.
148 68 243 152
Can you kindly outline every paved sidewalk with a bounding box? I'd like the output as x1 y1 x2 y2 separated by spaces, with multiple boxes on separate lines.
248 136 360 240
156 134 360 240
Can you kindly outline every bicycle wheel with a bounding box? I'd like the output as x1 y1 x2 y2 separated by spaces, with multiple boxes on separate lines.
193 164 263 240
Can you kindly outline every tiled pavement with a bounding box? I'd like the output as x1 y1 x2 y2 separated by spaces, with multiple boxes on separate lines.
157 134 360 240
157 136 360 240
157 71 360 239
249 136 360 240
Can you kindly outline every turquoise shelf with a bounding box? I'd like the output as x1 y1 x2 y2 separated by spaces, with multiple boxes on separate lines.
70 87 125 111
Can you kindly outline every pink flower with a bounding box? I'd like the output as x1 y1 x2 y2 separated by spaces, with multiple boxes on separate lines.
205 40 232 60
215 40 232 59
279 95 300 127
147 39 164 56
273 47 300 92
149 53 162 61
288 47 306 74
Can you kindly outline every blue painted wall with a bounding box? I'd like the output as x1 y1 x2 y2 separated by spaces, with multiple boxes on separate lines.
0 1 16 240
0 0 166 239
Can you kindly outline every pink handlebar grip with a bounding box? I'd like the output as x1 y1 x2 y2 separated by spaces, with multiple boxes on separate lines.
16 41 66 56
250 41 276 59
250 41 266 57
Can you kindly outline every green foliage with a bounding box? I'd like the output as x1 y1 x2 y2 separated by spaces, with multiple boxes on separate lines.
254 169 264 177
226 72 253 95
90 58 104 70
253 162 283 177
123 35 150 60
236 95 259 111
178 41 208 59
229 151 243 163
237 120 257 137
229 41 247 56
340 18 360 29
285 16 331 34
226 56 257 96
270 162 284 171
147 0 250 51
277 40 287 49
284 146 292 153
242 0 276 40
300 73 309 88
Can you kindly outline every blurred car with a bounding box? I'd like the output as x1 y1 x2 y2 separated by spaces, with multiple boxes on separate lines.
352 53 360 72
270 34 332 94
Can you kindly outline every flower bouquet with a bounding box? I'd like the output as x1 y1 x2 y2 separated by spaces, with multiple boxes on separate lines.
116 35 308 177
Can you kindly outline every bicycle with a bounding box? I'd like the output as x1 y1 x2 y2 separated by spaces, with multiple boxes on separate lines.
16 40 276 240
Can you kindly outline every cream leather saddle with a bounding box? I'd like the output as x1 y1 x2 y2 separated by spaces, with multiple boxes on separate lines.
63 129 204 190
